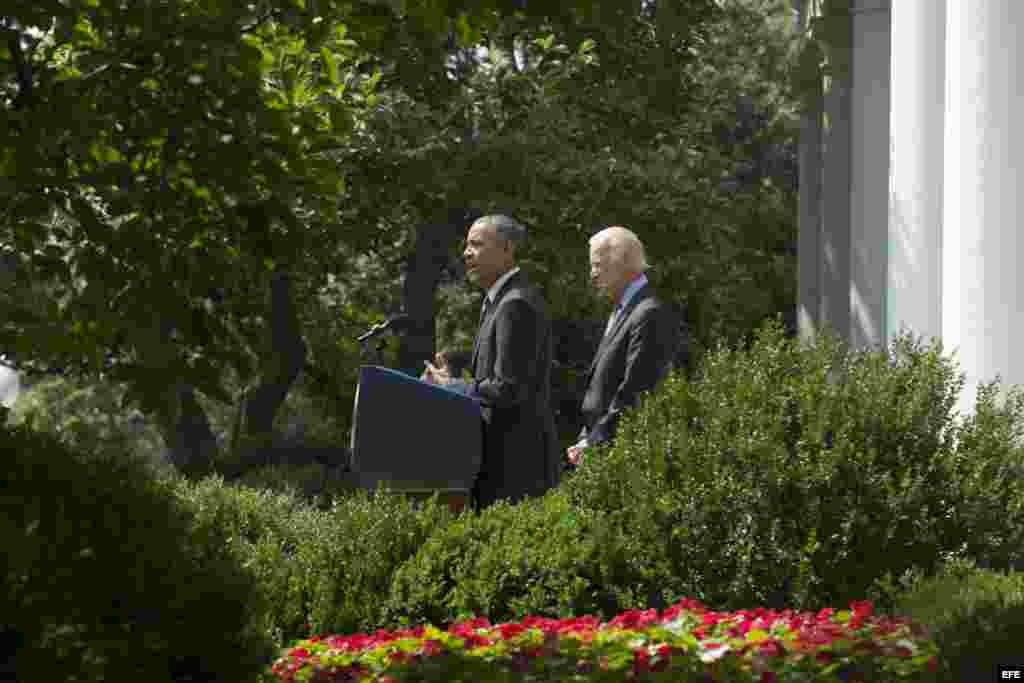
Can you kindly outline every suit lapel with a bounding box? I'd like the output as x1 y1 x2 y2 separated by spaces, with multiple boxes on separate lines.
586 285 651 381
471 270 522 374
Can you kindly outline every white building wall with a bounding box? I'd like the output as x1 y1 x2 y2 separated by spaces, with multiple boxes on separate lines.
848 0 891 350
887 0 945 346
943 0 1024 416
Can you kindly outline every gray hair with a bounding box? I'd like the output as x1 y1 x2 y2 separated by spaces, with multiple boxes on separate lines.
590 226 649 272
472 214 526 247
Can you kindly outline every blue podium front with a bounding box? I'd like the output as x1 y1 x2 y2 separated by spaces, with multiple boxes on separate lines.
350 365 482 496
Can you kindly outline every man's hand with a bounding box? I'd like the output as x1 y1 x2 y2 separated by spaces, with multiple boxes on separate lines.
566 444 585 466
421 361 453 385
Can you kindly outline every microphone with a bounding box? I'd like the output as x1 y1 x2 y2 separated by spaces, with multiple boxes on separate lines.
356 314 412 343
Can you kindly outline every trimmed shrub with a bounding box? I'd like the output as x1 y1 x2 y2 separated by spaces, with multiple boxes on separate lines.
8 375 174 480
889 558 1024 682
383 489 675 628
0 421 277 682
172 476 454 646
230 462 358 507
565 321 1024 613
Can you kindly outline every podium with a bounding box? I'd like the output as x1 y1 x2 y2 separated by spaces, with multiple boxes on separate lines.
349 365 481 513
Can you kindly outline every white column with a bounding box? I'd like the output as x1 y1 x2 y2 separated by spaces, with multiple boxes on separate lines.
0 363 19 409
887 0 944 347
943 0 1024 416
821 24 852 343
848 0 891 350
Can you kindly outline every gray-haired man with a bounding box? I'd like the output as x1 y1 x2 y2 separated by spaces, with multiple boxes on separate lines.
567 226 680 466
423 215 560 507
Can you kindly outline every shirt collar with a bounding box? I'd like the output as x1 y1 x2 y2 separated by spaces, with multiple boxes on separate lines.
486 266 520 303
616 273 648 311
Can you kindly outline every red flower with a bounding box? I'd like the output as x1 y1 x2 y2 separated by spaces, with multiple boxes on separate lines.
760 673 778 683
462 633 493 648
498 623 528 640
757 640 785 658
520 615 560 633
815 651 835 664
702 612 726 626
559 615 601 633
632 648 651 673
450 616 491 633
849 600 873 617
288 647 310 658
609 609 660 630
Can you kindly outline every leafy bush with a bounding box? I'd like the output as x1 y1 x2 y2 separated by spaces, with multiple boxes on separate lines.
383 489 675 628
8 375 174 480
888 558 1024 682
230 462 358 507
0 421 277 682
172 476 453 647
565 320 1024 613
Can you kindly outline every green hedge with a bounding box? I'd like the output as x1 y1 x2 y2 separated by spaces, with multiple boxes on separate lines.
565 321 1024 613
171 476 455 646
887 558 1024 682
0 420 277 683
383 489 672 628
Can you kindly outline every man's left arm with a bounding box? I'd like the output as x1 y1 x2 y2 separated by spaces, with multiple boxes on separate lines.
587 303 679 445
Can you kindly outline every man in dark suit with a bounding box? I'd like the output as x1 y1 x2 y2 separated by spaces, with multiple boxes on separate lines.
423 214 560 507
567 226 680 466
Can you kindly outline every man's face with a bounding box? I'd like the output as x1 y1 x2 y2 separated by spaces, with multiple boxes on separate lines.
463 222 510 289
589 244 626 303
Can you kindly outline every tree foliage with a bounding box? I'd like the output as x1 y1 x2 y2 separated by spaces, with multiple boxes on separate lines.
1 0 798 468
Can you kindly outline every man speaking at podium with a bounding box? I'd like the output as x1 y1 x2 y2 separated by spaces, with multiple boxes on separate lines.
423 214 560 508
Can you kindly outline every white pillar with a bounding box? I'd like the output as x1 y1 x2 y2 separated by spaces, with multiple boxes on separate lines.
943 0 1024 416
821 23 853 343
848 0 891 350
887 0 944 347
0 362 19 409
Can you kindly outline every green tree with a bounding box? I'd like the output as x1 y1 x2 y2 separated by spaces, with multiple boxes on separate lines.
3 2 662 473
323 0 797 444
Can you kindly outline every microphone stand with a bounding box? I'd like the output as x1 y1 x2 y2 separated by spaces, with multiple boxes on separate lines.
359 336 388 366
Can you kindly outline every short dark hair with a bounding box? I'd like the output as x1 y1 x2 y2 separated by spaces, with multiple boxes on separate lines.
473 214 526 247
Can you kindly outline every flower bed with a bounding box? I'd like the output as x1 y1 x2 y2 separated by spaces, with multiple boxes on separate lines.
268 598 939 682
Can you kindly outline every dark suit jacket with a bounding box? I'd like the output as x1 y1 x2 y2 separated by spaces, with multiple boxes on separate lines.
468 270 560 507
579 284 680 447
